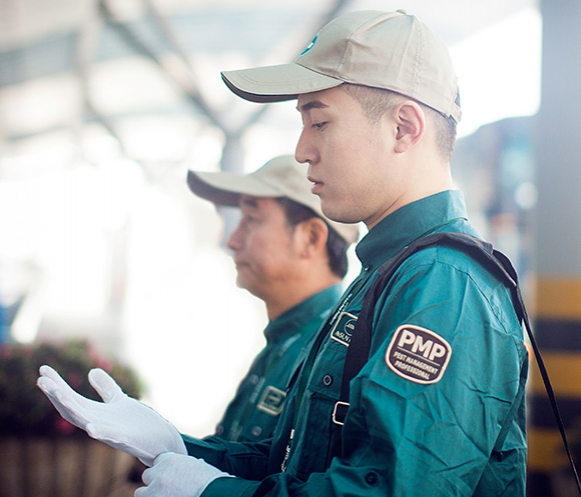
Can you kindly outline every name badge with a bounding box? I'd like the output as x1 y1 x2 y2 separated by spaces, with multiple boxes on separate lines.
257 386 286 416
330 312 358 347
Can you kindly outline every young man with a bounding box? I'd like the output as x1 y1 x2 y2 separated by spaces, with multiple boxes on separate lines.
187 154 359 442
38 10 528 496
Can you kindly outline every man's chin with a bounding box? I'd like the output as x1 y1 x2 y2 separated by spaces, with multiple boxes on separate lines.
236 275 256 294
321 204 359 225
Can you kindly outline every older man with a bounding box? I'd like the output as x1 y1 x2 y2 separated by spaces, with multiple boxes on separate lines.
187 155 358 442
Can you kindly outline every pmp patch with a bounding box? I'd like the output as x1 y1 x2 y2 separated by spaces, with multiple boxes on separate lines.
385 324 452 384
330 312 357 347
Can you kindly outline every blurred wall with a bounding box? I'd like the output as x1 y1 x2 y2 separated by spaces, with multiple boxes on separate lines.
527 0 581 495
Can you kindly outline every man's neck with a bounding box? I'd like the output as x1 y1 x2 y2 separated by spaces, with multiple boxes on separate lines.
265 276 341 321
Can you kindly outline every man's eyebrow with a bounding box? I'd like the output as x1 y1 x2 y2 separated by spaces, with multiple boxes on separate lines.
296 100 328 113
240 197 259 208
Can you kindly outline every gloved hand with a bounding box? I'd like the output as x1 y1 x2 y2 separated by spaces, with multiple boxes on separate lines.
135 453 232 497
37 365 187 466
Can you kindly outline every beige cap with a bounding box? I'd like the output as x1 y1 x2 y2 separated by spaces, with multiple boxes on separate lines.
222 10 461 123
187 155 359 244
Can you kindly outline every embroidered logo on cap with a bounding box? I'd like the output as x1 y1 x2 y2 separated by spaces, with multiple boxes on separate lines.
330 312 357 347
257 386 286 416
385 324 452 384
299 35 318 56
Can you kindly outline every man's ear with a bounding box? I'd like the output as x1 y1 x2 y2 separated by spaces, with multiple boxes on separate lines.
392 101 426 154
296 217 329 258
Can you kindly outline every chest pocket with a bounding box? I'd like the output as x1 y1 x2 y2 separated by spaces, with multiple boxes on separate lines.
308 311 356 397
287 313 357 478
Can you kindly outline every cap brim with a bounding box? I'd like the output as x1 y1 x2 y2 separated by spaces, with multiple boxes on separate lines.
187 170 283 206
221 63 343 103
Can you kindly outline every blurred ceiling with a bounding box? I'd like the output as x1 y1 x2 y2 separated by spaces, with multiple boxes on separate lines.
0 0 539 170
0 0 538 51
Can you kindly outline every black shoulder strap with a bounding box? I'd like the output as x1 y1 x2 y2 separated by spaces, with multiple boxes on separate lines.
331 232 581 493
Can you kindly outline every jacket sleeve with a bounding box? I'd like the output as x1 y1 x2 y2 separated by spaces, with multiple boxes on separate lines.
183 434 272 481
333 253 528 495
202 252 528 496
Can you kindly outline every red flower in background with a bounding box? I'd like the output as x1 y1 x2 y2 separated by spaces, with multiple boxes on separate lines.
0 340 142 438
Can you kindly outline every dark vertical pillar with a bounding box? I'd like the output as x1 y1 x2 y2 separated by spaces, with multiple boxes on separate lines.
528 0 581 495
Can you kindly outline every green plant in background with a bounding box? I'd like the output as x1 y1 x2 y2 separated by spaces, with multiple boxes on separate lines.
0 340 142 438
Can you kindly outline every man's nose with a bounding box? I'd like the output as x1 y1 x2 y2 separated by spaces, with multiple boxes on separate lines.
226 225 242 251
295 129 317 165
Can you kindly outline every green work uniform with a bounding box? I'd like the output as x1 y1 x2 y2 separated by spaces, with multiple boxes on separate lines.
215 284 343 442
184 190 528 496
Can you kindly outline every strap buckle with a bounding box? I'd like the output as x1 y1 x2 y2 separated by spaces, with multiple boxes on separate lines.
332 401 350 426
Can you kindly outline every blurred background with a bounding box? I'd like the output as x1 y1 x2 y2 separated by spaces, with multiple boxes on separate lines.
0 0 579 495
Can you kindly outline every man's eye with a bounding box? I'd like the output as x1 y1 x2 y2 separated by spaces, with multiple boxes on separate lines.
312 122 327 130
240 215 254 226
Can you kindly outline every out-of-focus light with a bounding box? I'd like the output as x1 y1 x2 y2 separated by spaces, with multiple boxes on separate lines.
11 279 45 344
97 158 145 231
451 7 542 137
0 140 78 179
515 181 538 210
81 135 122 164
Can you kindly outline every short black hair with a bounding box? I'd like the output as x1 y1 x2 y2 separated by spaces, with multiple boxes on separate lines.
341 83 458 162
275 197 349 278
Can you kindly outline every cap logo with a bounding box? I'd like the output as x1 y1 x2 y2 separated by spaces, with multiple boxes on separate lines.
299 35 318 57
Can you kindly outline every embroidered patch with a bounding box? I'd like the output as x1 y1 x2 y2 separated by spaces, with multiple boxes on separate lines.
385 324 452 384
330 312 357 346
257 386 286 416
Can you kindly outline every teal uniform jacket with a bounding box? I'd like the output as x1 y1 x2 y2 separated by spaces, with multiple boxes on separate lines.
183 190 528 496
214 285 343 442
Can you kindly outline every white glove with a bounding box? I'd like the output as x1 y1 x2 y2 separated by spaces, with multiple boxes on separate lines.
135 453 231 497
37 365 187 466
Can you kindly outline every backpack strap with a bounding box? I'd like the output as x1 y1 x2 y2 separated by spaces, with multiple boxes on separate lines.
330 232 581 494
